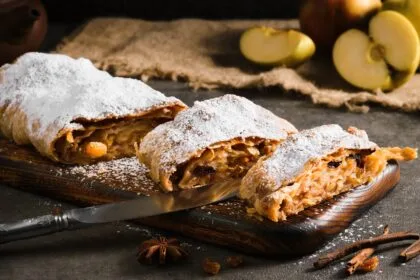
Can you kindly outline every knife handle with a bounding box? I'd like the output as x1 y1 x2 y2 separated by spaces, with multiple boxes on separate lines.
0 213 88 244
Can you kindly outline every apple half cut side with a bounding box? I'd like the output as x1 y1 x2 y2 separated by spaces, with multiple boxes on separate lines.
333 10 420 91
239 27 316 67
382 0 420 68
382 0 420 40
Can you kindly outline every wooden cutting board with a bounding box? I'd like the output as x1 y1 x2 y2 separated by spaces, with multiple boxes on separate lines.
0 138 400 256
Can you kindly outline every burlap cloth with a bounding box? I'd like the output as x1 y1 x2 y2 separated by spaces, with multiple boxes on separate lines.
54 18 420 113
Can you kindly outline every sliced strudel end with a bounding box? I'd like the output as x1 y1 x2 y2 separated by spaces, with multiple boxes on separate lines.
0 52 187 164
137 94 297 192
239 124 417 222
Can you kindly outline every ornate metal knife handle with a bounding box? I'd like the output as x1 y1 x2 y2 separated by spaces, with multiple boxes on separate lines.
0 180 240 244
0 213 87 244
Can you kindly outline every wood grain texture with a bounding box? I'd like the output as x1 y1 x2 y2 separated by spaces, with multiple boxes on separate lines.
0 139 400 256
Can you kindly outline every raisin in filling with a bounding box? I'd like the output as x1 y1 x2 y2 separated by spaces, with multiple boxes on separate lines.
258 147 417 222
170 138 279 189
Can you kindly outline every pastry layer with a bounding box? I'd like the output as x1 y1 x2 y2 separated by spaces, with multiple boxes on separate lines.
239 124 417 222
138 94 297 192
170 138 279 189
54 108 181 164
0 52 187 163
254 147 416 222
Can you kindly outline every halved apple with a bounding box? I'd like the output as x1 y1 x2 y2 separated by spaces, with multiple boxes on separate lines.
382 0 420 68
383 0 420 38
333 11 420 91
239 27 316 67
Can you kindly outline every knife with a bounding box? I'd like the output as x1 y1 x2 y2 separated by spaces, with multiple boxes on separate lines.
0 179 240 244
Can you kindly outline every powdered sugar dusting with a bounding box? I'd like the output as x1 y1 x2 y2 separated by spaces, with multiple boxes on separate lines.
200 199 248 219
300 215 389 264
139 94 297 185
241 124 377 201
60 157 160 195
0 52 185 160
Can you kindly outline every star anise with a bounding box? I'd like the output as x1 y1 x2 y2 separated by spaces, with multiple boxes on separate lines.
136 237 188 264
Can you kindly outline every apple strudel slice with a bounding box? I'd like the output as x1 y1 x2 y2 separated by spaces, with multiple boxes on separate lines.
239 124 417 222
138 94 298 192
0 52 187 164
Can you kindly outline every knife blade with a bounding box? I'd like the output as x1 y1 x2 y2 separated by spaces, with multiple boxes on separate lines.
0 179 240 244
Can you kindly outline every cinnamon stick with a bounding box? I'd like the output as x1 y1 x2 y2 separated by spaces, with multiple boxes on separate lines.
399 239 420 262
314 231 419 269
346 225 389 275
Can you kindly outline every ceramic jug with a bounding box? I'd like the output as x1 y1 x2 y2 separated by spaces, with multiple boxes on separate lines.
0 0 48 65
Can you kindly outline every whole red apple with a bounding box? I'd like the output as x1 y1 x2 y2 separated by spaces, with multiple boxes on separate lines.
299 0 382 52
0 0 48 65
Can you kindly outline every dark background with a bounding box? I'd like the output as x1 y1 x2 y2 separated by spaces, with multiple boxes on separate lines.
41 0 301 22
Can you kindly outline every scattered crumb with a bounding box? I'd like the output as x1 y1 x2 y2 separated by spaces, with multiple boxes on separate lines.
202 258 221 275
226 256 244 268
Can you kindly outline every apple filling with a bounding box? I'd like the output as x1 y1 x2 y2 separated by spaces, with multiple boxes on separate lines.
54 108 179 164
168 138 280 190
256 147 417 222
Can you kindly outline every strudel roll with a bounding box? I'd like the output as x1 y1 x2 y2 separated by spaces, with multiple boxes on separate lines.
138 94 298 192
239 124 417 222
0 52 187 164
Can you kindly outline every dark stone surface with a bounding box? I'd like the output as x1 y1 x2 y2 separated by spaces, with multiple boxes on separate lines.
1 22 420 280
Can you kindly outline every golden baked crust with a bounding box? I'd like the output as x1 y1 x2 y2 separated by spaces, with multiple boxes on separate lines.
240 124 417 222
0 52 187 164
138 94 297 192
